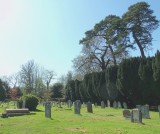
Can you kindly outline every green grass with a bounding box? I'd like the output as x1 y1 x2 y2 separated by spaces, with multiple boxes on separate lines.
0 104 160 134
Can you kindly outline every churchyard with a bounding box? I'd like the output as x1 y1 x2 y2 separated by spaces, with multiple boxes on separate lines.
0 101 160 134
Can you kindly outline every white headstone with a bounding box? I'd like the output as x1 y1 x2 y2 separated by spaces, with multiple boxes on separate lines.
107 100 110 107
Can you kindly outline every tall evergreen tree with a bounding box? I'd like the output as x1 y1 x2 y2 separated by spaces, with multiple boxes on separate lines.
122 2 159 58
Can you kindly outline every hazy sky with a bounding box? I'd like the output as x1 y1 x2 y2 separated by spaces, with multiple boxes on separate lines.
0 0 160 79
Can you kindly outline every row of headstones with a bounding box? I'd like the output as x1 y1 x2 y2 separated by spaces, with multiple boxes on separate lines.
44 100 93 118
0 101 26 109
45 100 126 118
123 105 160 123
101 101 128 109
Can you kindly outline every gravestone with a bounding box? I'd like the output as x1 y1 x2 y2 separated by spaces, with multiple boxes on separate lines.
74 100 81 114
82 102 87 107
22 100 26 108
136 105 150 119
158 105 160 117
95 103 98 107
123 110 131 119
113 101 117 108
87 102 93 113
67 100 72 108
101 101 105 108
107 100 110 107
123 102 128 109
131 108 142 123
45 102 51 118
52 102 55 107
118 101 122 108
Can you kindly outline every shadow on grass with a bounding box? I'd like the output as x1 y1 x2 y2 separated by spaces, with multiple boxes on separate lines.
34 109 44 112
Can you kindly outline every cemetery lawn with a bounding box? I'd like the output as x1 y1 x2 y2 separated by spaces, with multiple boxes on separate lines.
0 105 160 134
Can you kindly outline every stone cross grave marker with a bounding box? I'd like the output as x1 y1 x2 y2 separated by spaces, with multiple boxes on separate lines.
45 102 51 118
123 110 131 119
123 102 128 109
101 101 105 108
74 100 81 114
107 100 110 107
87 101 93 113
131 108 142 123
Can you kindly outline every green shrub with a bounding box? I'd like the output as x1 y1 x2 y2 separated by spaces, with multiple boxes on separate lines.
18 94 39 111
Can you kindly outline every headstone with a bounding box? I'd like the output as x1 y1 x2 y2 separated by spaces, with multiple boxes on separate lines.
67 100 72 108
22 100 26 108
113 101 117 108
87 102 93 113
95 103 98 107
45 102 51 118
123 110 131 119
123 102 128 109
101 101 105 108
131 108 142 123
82 102 87 107
136 105 141 110
74 100 81 114
107 100 110 107
136 105 150 119
118 101 122 108
52 102 55 107
158 105 160 117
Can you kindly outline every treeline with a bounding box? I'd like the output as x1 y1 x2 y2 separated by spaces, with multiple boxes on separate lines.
65 51 160 107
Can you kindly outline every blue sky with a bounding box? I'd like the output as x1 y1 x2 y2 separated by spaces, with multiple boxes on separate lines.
0 0 160 79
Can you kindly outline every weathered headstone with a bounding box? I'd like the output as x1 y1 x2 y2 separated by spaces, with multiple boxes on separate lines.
95 102 98 107
22 100 26 108
136 105 150 119
123 102 128 109
158 105 160 117
123 110 131 119
74 100 81 114
45 102 51 118
131 108 142 123
67 100 72 108
118 101 122 108
87 102 93 113
113 101 117 108
107 100 110 107
101 101 105 108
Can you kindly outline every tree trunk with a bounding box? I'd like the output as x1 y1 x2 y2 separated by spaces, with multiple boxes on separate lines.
132 32 145 58
108 45 117 65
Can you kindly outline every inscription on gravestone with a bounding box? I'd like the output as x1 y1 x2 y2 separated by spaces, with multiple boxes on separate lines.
45 102 51 118
74 100 81 114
